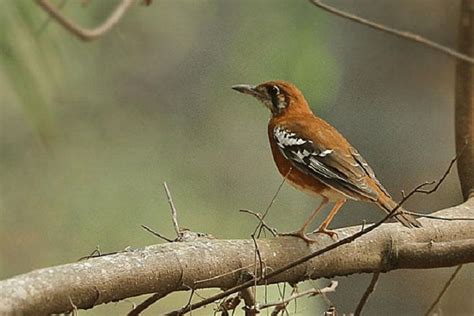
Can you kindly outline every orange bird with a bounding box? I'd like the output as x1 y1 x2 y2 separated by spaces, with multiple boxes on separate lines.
232 80 421 242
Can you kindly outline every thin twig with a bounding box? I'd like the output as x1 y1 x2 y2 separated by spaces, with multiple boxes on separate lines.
254 167 292 238
68 296 78 316
194 264 255 286
413 149 464 195
78 245 124 261
141 224 174 242
131 182 193 315
308 0 474 64
163 182 182 238
37 0 67 35
424 265 464 316
240 209 278 236
403 211 474 221
166 154 458 315
128 292 170 316
218 295 242 316
258 281 338 313
35 0 135 42
251 235 265 280
308 279 334 309
354 271 381 316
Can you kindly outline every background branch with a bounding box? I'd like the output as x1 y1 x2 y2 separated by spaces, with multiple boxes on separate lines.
35 0 135 41
308 0 474 64
424 265 464 316
0 200 473 315
455 0 474 199
354 271 380 315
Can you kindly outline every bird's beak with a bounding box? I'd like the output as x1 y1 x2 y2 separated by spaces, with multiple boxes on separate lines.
231 84 260 98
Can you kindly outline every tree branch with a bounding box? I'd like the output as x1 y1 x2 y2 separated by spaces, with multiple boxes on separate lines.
424 264 464 316
0 200 473 315
354 271 380 316
35 0 135 42
455 0 474 199
308 0 474 64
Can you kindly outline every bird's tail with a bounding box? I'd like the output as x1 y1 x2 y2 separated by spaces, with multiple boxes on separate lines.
377 195 422 228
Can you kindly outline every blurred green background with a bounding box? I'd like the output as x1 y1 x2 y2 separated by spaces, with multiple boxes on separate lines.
0 0 472 315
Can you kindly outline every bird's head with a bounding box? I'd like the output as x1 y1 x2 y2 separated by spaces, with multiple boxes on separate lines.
232 80 311 116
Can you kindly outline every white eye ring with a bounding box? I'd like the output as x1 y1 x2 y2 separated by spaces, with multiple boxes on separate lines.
272 85 280 94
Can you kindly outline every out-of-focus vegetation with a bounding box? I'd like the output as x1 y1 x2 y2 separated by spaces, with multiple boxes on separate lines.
0 0 472 314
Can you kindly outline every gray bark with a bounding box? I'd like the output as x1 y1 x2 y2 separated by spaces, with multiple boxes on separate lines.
0 199 473 315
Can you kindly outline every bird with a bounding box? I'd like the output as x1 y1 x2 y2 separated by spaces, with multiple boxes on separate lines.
232 80 421 242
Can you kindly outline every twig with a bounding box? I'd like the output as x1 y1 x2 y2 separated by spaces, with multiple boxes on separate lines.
240 209 278 236
163 182 182 238
274 283 290 316
403 211 474 221
35 0 135 42
249 234 264 311
308 0 474 64
400 146 465 201
412 148 463 195
166 155 457 315
308 279 334 309
194 264 255 286
68 296 78 316
37 0 67 35
257 281 338 313
251 235 265 280
218 295 242 316
131 183 192 315
141 224 174 242
128 292 170 316
78 245 125 261
354 271 380 316
424 265 464 316
254 167 292 238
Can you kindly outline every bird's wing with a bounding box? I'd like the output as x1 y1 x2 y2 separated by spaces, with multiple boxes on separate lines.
272 124 381 200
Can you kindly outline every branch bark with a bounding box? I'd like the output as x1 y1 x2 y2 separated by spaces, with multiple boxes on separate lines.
0 199 473 315
455 0 474 200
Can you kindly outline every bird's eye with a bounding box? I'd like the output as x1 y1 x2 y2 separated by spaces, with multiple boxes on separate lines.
269 85 285 110
270 85 280 96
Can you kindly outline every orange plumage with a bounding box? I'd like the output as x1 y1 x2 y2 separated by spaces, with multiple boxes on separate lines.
233 80 421 242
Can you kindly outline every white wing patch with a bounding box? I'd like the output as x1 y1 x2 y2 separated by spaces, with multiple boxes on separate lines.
273 126 335 165
274 126 307 147
273 125 379 200
318 149 333 157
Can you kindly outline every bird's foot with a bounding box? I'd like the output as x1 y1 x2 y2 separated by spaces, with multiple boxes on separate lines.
312 227 339 240
278 230 317 244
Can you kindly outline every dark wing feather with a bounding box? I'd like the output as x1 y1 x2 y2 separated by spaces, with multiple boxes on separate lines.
273 125 379 200
349 147 391 197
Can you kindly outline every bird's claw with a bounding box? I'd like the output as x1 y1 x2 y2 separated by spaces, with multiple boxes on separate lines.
278 230 318 244
312 227 339 240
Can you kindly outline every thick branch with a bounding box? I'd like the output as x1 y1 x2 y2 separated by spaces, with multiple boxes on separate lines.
455 0 474 199
0 200 473 315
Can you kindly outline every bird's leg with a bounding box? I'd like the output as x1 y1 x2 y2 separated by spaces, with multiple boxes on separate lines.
279 197 328 243
313 199 346 239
